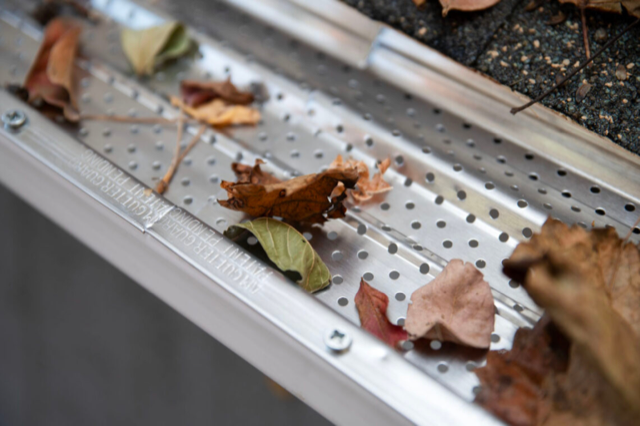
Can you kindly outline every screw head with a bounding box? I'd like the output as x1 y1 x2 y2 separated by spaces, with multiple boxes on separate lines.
2 109 27 130
324 328 352 353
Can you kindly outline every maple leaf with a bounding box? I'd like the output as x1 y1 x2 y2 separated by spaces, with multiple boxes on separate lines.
405 259 495 349
181 78 254 107
355 279 408 348
22 18 81 122
232 159 281 185
476 219 640 425
219 167 359 224
329 155 392 203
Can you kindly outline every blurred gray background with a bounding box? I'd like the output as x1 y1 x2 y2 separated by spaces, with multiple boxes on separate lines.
0 183 330 426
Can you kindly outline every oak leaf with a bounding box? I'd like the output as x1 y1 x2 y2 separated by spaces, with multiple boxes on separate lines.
405 259 495 349
232 159 281 185
329 155 392 203
227 218 331 292
355 279 408 349
219 167 359 224
170 96 260 127
477 219 640 426
121 21 193 76
22 18 81 121
181 78 254 107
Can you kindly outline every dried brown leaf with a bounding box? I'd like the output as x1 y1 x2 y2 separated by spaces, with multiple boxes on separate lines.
355 279 408 349
475 316 570 426
329 155 392 203
232 159 281 185
23 18 81 121
438 0 502 16
219 167 359 224
559 0 640 18
181 78 254 107
478 219 640 426
170 96 260 127
405 259 495 349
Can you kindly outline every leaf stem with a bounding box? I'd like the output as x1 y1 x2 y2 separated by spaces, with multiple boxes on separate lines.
156 108 185 194
511 18 640 115
156 122 207 194
80 114 199 125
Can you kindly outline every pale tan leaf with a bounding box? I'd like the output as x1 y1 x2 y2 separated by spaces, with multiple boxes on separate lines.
439 0 502 16
405 259 495 349
170 96 260 127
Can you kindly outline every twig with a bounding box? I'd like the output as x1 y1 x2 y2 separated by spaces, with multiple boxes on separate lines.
155 119 207 194
177 125 207 165
156 108 185 194
80 114 199 125
580 6 591 60
607 215 640 290
511 17 640 115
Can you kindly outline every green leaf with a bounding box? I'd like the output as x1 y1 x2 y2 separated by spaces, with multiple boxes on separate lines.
228 218 331 293
121 21 193 76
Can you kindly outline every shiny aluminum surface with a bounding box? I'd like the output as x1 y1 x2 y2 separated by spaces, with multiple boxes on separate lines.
0 0 638 423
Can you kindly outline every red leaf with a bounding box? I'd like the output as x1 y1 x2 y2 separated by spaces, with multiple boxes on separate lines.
355 279 407 349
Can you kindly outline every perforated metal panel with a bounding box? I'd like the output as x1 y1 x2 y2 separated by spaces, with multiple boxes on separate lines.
0 0 638 422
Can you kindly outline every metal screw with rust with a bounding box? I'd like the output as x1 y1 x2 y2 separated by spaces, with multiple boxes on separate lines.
2 110 27 130
324 328 352 353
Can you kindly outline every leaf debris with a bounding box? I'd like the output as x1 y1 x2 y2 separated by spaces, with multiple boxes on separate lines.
226 218 331 293
21 18 81 122
405 259 495 349
121 21 193 76
355 279 408 349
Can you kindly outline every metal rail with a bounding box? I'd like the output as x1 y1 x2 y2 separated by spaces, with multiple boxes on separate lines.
0 0 638 424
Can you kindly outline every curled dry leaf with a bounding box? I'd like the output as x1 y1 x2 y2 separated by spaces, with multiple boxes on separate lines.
121 21 193 76
475 316 570 426
22 18 81 121
329 155 392 203
181 78 254 107
219 167 359 224
232 159 281 185
559 0 640 18
476 219 640 426
355 279 408 349
438 0 501 16
405 259 495 349
226 218 331 293
170 96 260 127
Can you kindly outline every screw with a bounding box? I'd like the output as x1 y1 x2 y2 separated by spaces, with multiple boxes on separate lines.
324 328 352 353
2 109 27 130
